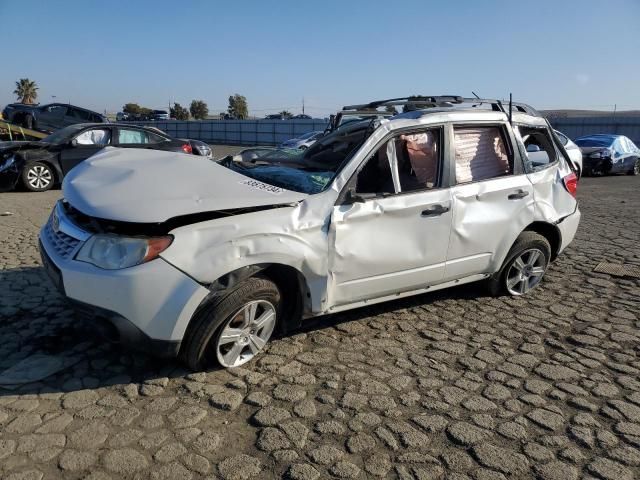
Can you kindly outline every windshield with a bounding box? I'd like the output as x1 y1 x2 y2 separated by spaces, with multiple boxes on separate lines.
225 122 370 194
42 125 86 144
575 136 615 148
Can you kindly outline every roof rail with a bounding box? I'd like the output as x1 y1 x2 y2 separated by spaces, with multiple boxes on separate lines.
341 95 541 118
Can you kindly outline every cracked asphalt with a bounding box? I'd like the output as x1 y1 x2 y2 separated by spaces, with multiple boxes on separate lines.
0 172 639 480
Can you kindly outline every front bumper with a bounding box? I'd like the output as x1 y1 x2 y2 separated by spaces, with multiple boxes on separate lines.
557 206 581 254
38 201 210 356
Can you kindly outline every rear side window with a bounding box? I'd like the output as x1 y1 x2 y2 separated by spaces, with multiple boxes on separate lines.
68 108 91 121
517 126 558 173
118 128 148 144
453 126 511 184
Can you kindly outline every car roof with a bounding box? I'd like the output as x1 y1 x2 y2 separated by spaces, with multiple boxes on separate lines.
67 122 172 135
575 134 620 141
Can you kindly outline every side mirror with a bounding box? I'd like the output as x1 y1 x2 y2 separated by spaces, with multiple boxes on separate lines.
526 144 541 153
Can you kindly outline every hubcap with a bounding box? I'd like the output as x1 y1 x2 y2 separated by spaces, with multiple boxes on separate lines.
506 248 546 295
27 166 52 189
216 300 276 367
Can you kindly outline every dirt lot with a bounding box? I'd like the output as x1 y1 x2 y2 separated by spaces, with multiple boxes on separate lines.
0 173 639 480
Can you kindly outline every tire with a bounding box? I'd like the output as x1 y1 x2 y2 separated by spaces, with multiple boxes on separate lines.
22 114 34 130
180 276 281 371
487 231 551 297
22 162 54 192
628 159 639 176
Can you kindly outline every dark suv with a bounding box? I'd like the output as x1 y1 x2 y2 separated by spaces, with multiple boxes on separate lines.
2 103 108 133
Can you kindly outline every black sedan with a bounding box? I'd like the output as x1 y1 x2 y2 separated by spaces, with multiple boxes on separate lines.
0 123 213 192
575 134 639 176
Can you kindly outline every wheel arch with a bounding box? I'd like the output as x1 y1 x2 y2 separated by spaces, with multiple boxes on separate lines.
522 221 561 261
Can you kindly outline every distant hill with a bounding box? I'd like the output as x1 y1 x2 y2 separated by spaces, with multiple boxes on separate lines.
542 109 640 118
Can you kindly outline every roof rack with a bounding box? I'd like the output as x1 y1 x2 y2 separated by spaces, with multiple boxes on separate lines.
341 95 541 119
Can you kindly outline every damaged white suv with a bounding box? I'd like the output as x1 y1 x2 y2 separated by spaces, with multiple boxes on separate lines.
39 96 580 370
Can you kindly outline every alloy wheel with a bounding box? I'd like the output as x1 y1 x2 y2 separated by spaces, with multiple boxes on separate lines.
27 165 52 190
215 300 276 367
506 248 546 295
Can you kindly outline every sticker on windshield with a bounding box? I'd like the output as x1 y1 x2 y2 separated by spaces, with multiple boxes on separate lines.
239 179 284 194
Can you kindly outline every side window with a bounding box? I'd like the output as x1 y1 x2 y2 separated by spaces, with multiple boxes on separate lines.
555 131 569 146
146 131 168 144
517 126 558 173
355 128 441 195
74 129 111 146
453 126 511 183
68 108 91 121
46 105 67 117
118 129 148 144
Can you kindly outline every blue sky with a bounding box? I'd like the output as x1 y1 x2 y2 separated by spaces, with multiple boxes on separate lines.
1 0 639 117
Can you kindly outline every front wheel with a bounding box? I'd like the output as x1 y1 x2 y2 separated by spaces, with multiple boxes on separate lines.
487 231 551 296
628 159 639 176
22 114 34 130
180 276 281 370
22 162 54 192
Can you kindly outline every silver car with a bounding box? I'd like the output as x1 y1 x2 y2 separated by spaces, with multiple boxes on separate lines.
279 130 324 150
39 95 580 370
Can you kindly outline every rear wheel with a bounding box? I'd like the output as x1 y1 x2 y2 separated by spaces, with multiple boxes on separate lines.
181 276 280 370
488 231 551 296
22 162 54 192
628 159 639 176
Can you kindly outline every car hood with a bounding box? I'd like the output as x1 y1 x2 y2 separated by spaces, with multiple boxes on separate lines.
62 147 308 223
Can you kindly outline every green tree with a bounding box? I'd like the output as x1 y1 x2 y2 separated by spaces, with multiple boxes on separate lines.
279 110 293 119
14 78 38 104
123 103 142 115
228 94 248 119
170 103 189 120
189 100 209 120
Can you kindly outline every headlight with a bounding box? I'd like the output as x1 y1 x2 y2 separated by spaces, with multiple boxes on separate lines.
76 234 173 270
0 154 16 171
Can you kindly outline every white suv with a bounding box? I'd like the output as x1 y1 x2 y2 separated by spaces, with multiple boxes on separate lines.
38 96 580 370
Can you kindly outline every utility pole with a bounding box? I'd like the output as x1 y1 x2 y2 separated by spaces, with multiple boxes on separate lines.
302 97 305 115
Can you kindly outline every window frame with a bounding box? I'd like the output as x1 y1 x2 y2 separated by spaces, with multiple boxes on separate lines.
513 123 560 174
449 121 521 185
337 124 447 204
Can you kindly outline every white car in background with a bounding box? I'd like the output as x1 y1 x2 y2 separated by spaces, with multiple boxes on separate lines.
554 130 583 178
279 130 324 150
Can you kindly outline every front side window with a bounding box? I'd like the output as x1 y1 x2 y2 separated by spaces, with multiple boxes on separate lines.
74 128 111 146
68 108 91 121
517 126 558 173
118 129 148 144
355 128 441 195
453 126 511 183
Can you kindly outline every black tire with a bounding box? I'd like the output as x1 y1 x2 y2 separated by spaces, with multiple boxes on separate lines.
22 114 34 130
487 231 551 297
22 162 54 192
180 276 281 371
628 159 639 176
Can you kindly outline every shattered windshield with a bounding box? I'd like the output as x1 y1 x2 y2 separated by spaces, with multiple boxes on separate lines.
224 122 370 194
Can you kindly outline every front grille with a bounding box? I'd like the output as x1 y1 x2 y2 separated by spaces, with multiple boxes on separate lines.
43 215 81 259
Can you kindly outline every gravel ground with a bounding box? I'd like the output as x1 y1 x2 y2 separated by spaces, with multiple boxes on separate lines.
0 172 639 480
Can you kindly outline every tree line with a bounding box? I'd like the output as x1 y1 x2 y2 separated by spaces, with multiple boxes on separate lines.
10 79 250 121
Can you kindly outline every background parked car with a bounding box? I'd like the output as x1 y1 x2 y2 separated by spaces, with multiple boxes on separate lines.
575 134 639 176
0 123 213 192
554 130 583 178
151 110 170 121
279 130 324 150
1 103 108 133
264 114 285 120
292 114 312 119
116 112 129 122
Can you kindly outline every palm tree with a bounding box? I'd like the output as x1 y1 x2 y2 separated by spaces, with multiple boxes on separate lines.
14 78 39 104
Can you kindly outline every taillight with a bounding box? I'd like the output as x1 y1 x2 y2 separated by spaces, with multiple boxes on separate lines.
182 143 193 154
563 172 578 197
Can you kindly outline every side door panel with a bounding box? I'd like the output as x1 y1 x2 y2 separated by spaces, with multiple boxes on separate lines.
329 189 453 306
59 128 112 175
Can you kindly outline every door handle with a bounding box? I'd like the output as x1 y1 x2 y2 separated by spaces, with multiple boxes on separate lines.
421 204 449 217
508 190 529 200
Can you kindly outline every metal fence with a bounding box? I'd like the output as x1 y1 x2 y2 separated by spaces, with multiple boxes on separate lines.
131 115 640 147
550 116 640 145
131 119 329 146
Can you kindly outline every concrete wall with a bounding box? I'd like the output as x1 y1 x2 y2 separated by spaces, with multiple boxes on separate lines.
550 116 640 145
131 119 328 146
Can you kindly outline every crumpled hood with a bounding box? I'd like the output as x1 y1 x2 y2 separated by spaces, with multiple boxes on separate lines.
63 147 308 223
